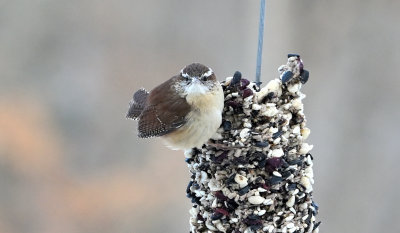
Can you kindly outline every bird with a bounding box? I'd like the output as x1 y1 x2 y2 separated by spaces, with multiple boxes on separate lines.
126 63 224 150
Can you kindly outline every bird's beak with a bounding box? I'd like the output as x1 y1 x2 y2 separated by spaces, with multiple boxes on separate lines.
191 77 200 84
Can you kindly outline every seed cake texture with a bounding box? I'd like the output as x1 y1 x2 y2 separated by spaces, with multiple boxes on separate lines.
185 55 320 233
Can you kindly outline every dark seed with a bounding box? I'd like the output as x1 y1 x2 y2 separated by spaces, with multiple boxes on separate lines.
300 69 309 84
226 199 239 211
299 60 304 72
215 208 229 216
226 173 237 185
255 141 269 148
211 151 228 164
247 214 260 220
260 183 270 190
278 118 287 125
230 71 242 86
287 183 297 191
266 92 275 99
185 158 193 164
257 158 267 168
191 197 201 205
197 213 205 222
211 212 223 220
243 215 262 226
281 70 294 83
226 100 241 108
240 79 250 90
198 162 210 171
305 209 312 225
281 170 292 179
287 158 303 166
238 185 250 196
272 131 283 139
314 221 322 229
269 175 283 185
312 201 319 213
186 181 193 193
287 53 300 58
266 157 283 169
214 191 228 201
223 121 232 131
242 88 253 98
293 115 304 124
233 156 247 165
250 224 263 231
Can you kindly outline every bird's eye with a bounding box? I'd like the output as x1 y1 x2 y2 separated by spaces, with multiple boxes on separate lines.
181 74 190 80
202 76 208 81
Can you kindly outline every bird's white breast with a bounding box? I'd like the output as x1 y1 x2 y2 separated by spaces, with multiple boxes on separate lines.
163 84 224 150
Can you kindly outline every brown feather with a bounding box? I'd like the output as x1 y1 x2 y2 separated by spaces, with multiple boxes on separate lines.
126 88 149 119
137 76 191 138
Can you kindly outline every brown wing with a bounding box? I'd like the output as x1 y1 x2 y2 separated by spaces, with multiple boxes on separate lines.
126 88 149 120
138 76 191 138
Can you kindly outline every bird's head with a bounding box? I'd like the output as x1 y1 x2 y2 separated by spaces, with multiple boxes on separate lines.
179 63 218 95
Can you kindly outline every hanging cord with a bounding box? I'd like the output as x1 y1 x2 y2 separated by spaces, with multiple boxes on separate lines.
255 0 266 86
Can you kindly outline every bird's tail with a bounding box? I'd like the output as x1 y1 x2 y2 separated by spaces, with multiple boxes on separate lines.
126 88 149 120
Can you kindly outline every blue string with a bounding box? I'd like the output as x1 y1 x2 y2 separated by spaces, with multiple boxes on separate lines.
255 0 266 86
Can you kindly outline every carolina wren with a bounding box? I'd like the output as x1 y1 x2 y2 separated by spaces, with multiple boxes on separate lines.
127 63 224 150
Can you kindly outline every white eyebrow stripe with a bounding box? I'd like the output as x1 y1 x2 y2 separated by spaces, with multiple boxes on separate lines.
180 69 191 78
201 68 213 77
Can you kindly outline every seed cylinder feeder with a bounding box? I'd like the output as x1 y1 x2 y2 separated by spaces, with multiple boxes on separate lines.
185 55 320 233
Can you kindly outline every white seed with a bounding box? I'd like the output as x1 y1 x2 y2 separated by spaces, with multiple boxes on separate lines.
292 125 300 134
200 171 208 183
291 98 303 110
271 148 284 157
258 187 267 192
299 143 313 154
286 223 295 229
234 149 242 157
208 179 221 191
286 195 295 207
252 104 262 110
263 198 274 205
266 79 282 96
258 209 267 216
248 195 265 205
262 104 278 117
243 122 252 128
234 174 248 188
205 221 217 231
211 198 217 208
285 215 294 222
256 79 282 102
269 127 279 134
305 167 314 179
215 221 226 232
240 128 250 139
288 84 299 93
301 127 311 140
273 171 282 177
300 176 313 193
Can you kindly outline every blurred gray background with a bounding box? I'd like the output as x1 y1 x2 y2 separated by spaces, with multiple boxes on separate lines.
1 0 399 232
